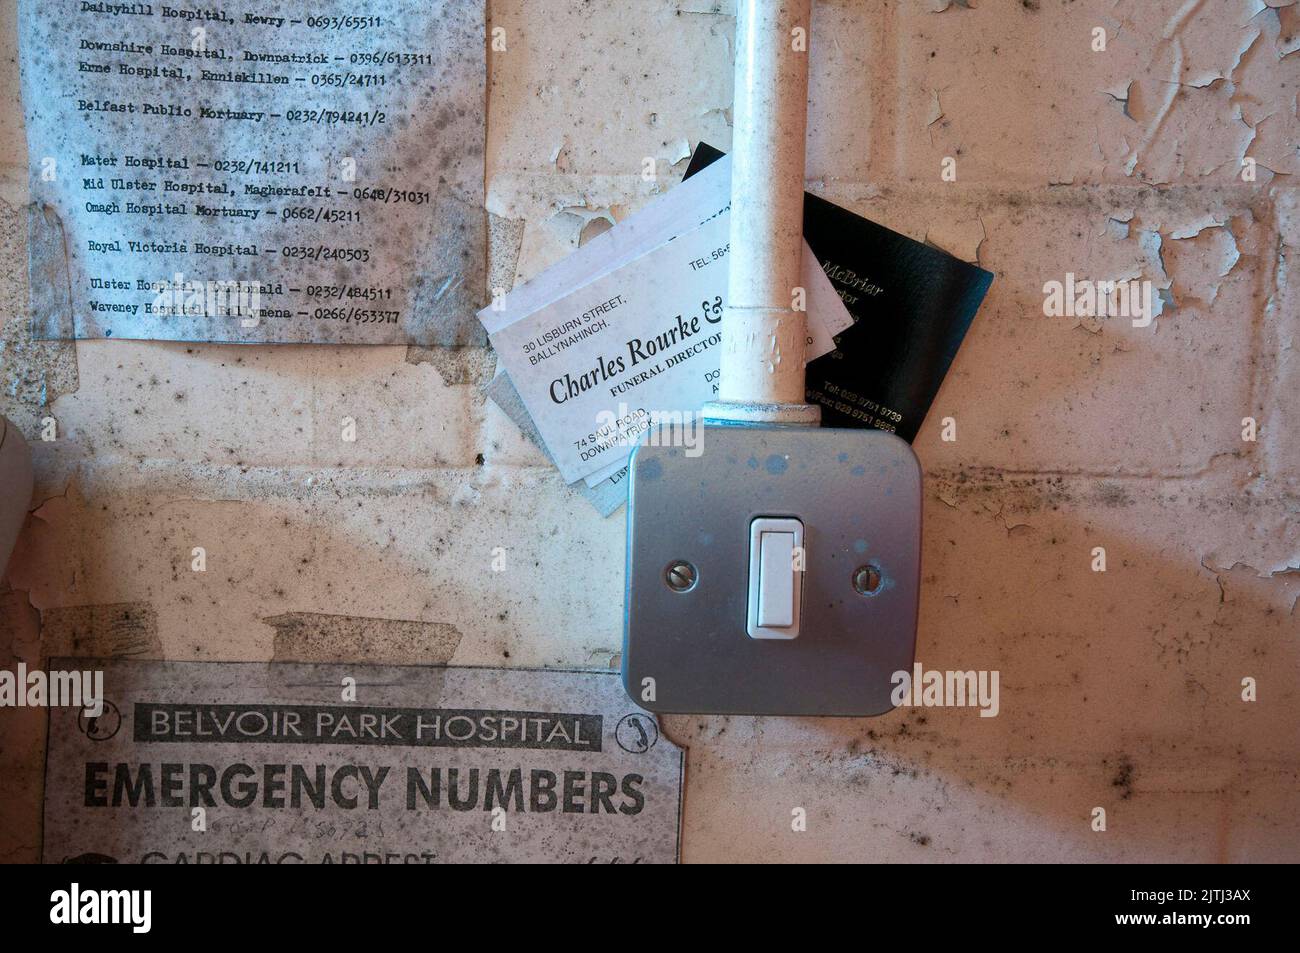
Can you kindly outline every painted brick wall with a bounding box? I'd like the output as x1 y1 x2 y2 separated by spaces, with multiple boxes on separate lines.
1 0 1296 862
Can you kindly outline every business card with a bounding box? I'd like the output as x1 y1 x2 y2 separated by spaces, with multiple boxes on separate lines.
480 154 742 338
685 143 994 442
489 207 850 484
484 369 631 517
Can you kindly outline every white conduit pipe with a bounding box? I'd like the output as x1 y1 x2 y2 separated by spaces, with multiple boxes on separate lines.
703 0 820 426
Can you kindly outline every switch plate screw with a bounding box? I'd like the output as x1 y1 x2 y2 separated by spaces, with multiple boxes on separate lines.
665 560 697 592
852 565 882 595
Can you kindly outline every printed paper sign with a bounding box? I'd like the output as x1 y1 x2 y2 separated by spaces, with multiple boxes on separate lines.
20 0 486 344
43 660 683 864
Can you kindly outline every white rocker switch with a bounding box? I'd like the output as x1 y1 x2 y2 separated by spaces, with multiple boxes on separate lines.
748 517 804 639
758 532 795 626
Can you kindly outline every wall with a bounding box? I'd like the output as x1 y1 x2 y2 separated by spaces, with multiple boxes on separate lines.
1 0 1297 862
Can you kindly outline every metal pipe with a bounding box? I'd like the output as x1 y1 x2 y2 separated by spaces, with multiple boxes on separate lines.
704 0 819 426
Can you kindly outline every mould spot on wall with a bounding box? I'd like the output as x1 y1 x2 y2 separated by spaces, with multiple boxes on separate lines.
1094 482 1134 507
1109 755 1136 801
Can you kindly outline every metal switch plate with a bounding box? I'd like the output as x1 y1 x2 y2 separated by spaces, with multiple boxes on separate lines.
748 517 803 639
622 423 922 716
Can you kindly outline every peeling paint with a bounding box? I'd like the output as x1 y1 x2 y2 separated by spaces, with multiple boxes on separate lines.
1103 81 1135 121
546 204 620 250
1161 222 1242 305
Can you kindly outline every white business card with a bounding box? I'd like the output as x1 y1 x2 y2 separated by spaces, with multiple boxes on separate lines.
480 155 738 338
489 209 851 484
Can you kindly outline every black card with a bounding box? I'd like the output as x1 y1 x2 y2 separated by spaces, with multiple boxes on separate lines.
684 143 993 442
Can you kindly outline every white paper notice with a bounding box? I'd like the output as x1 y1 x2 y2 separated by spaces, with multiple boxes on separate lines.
43 659 684 864
489 210 851 485
20 0 486 344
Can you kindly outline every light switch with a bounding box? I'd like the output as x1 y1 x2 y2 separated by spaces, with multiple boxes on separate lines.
758 532 796 626
748 517 803 639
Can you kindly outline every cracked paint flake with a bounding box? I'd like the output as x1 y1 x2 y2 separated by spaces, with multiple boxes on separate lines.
1160 223 1242 306
1107 0 1271 183
925 89 945 130
1276 5 1300 58
1103 81 1135 120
